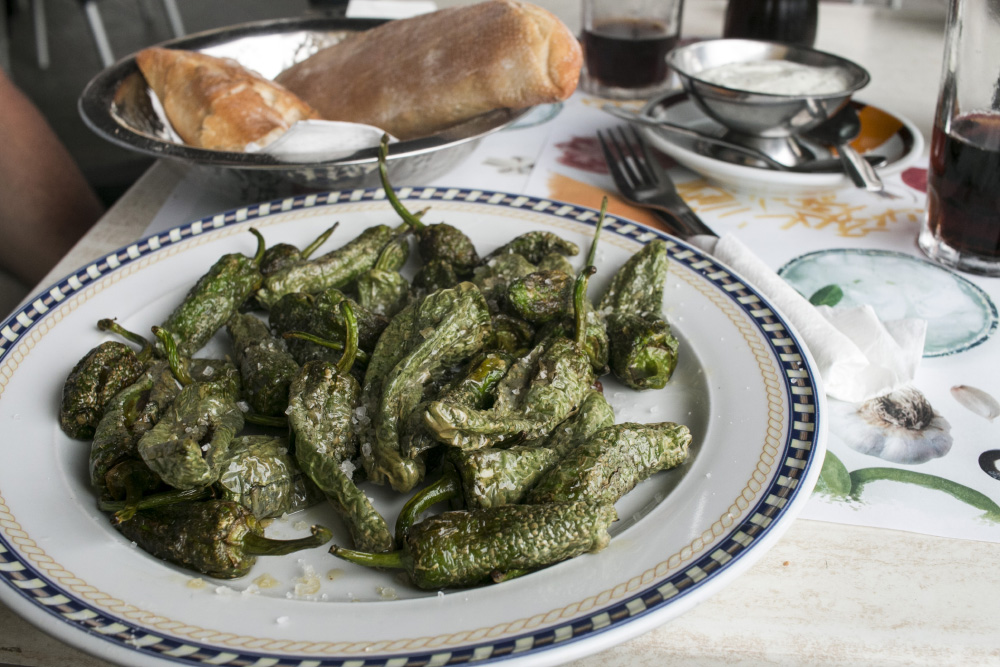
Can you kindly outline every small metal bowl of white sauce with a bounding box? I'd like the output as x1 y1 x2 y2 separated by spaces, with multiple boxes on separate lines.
666 39 870 155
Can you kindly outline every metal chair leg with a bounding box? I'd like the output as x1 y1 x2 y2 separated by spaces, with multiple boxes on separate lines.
82 0 114 67
32 0 49 69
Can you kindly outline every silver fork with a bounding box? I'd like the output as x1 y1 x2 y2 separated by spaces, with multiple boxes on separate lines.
597 126 718 239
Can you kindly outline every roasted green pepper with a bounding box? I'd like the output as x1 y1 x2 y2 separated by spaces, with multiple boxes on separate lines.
397 391 613 541
226 312 299 417
59 319 152 440
379 135 479 276
260 223 338 276
114 499 332 579
504 269 575 325
138 328 244 490
156 228 266 358
354 232 411 318
269 288 384 367
482 231 580 266
287 301 395 553
256 223 398 309
598 239 678 389
331 501 616 589
527 422 691 505
362 282 492 492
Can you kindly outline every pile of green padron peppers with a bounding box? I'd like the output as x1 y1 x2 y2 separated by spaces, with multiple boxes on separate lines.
58 138 691 589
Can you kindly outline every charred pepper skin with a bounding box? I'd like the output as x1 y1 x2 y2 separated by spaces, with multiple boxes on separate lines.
472 252 537 306
599 239 679 389
378 135 480 275
216 435 323 519
138 329 245 490
527 422 691 505
287 302 396 553
424 336 595 450
59 318 154 440
482 231 580 266
256 223 397 309
332 501 616 590
269 289 386 364
355 233 412 318
413 258 459 295
156 229 266 358
260 223 338 276
504 269 575 325
114 499 332 579
363 282 492 492
226 312 300 417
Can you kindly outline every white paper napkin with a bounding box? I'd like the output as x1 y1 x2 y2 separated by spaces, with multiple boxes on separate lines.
690 234 927 403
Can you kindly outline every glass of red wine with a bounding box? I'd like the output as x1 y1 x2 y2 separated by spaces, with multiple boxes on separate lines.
581 0 684 100
918 0 1000 276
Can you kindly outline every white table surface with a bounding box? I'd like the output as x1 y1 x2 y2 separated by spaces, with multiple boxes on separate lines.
6 3 1000 667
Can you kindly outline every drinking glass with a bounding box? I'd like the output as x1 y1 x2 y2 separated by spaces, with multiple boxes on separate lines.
722 0 818 48
918 0 1000 276
580 0 684 100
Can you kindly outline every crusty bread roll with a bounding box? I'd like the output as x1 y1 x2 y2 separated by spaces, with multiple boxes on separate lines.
136 47 320 151
275 0 582 140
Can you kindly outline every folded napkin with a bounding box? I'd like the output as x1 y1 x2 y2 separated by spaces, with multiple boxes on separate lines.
247 120 395 163
690 234 926 403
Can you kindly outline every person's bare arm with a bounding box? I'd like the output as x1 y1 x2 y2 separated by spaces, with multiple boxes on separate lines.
0 69 105 287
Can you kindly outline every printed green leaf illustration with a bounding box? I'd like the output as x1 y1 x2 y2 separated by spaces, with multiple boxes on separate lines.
808 284 844 307
814 451 852 499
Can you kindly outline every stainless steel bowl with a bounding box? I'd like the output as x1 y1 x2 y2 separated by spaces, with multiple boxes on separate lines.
665 39 870 139
79 16 529 196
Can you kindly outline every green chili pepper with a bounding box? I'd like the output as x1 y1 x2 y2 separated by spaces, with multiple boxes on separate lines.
504 269 575 325
59 319 152 440
138 329 244 490
536 252 576 276
269 289 385 365
226 312 300 417
397 391 613 542
288 301 395 553
114 499 332 579
472 252 538 306
88 360 178 497
215 435 324 519
256 223 398 309
413 258 459 295
482 231 580 266
487 313 535 356
332 501 616 589
378 135 479 275
401 351 512 460
156 228 266 358
362 282 492 492
423 217 607 450
355 233 412 318
598 239 678 390
527 422 691 505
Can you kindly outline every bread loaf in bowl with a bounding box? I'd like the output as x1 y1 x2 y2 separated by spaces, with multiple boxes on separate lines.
136 47 320 152
275 0 583 140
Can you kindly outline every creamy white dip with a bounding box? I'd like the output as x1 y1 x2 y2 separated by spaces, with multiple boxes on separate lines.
696 60 850 95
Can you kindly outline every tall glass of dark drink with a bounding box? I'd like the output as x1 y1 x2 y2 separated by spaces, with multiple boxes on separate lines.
918 0 1000 276
581 0 684 99
722 0 818 47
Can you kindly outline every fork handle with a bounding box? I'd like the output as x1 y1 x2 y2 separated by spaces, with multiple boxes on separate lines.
646 199 719 239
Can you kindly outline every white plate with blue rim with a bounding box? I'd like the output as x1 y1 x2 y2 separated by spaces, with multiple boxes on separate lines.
0 188 826 667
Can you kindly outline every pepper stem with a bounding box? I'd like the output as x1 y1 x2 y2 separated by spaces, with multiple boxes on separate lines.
378 134 426 231
337 301 359 375
395 473 461 543
242 525 334 557
301 222 339 261
248 227 267 267
152 326 193 386
98 318 154 363
575 198 606 348
330 544 405 570
100 486 211 524
282 331 370 366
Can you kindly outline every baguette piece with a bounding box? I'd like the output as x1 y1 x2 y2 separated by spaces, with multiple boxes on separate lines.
136 47 320 151
275 0 582 140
